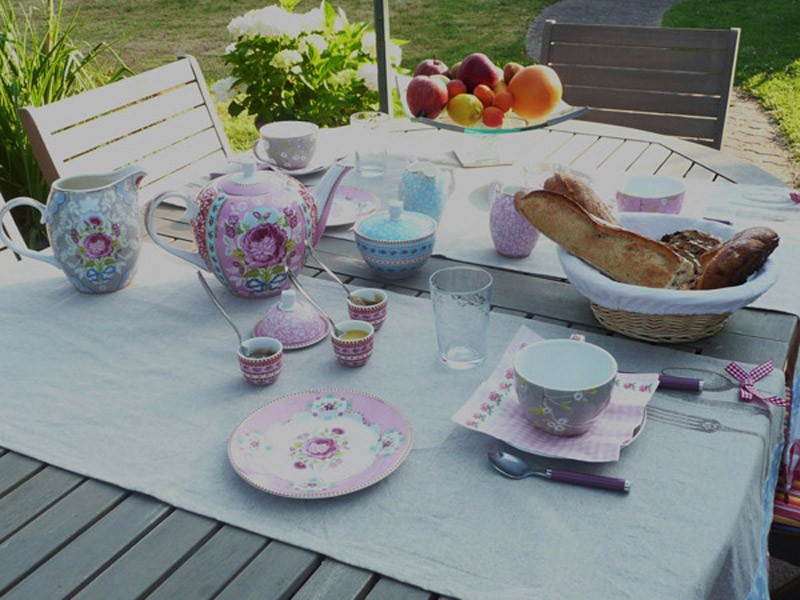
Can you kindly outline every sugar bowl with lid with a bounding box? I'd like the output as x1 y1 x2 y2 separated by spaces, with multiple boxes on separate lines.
353 201 437 279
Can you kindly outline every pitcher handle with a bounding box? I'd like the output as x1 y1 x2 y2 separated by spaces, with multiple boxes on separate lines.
0 197 59 267
144 191 207 270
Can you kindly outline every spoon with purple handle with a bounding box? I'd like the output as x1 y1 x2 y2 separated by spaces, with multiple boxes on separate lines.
488 450 631 493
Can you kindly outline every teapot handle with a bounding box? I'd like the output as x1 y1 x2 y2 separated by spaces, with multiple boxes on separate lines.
0 197 60 268
144 190 207 270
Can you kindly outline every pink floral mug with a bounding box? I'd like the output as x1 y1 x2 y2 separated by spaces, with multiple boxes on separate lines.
0 166 146 293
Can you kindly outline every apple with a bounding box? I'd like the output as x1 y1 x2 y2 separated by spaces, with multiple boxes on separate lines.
413 58 450 78
458 53 499 92
446 79 467 99
431 74 450 88
503 62 523 85
450 61 462 80
406 75 449 119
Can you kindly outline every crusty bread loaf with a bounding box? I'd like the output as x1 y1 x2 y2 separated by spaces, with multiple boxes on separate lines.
695 226 779 290
661 229 722 262
514 190 696 289
543 172 620 226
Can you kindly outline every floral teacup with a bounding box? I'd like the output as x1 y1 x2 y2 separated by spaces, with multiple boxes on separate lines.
513 338 617 436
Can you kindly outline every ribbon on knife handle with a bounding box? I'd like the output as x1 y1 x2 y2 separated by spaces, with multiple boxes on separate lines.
724 359 788 407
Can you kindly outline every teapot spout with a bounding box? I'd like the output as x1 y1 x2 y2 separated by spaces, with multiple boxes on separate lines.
310 162 352 246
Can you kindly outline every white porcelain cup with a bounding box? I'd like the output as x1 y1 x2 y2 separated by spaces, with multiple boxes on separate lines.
253 120 318 170
514 338 617 436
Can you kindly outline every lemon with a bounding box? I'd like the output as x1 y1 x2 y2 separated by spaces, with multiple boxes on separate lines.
446 94 484 127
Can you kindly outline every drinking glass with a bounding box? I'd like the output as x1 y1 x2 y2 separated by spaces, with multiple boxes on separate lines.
350 111 389 177
430 267 493 369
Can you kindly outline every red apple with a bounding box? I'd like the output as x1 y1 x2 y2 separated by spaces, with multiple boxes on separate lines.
450 61 462 80
413 58 450 78
458 53 499 92
406 75 449 119
446 79 467 99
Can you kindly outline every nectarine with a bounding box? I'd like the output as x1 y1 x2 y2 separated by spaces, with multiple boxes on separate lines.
507 65 562 121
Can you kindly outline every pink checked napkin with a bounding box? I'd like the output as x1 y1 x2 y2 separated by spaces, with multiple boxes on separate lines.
451 325 660 462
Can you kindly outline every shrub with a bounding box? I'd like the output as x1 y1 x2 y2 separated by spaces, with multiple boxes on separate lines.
215 0 405 129
0 0 128 247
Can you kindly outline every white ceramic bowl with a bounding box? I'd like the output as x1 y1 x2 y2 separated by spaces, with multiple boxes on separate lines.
557 213 778 315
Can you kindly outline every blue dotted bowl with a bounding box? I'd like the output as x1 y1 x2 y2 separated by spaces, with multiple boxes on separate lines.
353 202 437 280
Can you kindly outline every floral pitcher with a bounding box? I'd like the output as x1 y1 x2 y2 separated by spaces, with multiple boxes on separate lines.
0 166 146 293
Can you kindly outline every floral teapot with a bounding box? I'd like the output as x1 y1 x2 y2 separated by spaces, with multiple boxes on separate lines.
144 161 350 298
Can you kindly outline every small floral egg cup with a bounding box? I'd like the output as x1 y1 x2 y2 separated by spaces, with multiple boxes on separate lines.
331 320 375 368
347 288 389 332
238 337 284 386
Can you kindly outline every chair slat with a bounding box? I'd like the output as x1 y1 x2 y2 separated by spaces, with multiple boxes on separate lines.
564 86 723 118
548 44 729 73
28 60 198 133
553 64 727 95
577 110 718 146
545 23 733 50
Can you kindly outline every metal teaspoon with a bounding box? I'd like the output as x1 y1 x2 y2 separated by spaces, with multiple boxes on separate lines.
197 271 249 356
488 450 631 493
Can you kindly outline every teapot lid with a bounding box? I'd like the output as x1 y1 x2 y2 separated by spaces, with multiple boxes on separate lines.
355 200 437 241
218 162 282 196
253 290 330 349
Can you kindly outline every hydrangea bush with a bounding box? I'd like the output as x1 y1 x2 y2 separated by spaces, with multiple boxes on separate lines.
214 0 404 128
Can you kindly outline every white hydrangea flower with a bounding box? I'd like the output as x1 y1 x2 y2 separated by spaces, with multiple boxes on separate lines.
299 34 328 54
224 43 237 55
357 63 379 91
300 7 325 33
360 33 402 67
229 6 303 39
329 69 357 87
270 49 303 71
210 76 240 102
361 32 376 56
387 40 402 67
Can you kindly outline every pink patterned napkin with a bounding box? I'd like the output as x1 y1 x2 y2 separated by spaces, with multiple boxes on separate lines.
451 325 660 462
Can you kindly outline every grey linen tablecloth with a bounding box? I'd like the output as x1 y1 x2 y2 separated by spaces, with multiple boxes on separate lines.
0 246 784 599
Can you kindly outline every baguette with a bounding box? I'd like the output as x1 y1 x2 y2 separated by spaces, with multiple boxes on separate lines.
695 226 779 289
543 172 620 226
514 190 695 289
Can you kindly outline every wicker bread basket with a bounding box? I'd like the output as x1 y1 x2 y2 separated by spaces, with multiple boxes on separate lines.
558 214 778 344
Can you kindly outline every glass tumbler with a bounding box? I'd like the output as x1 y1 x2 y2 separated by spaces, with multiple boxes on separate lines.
429 267 493 369
350 111 390 178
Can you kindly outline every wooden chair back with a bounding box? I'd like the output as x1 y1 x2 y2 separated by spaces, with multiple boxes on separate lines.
540 21 740 149
18 54 232 204
1 191 26 264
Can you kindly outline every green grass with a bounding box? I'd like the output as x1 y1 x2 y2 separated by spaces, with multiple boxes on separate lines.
664 0 800 163
15 0 800 164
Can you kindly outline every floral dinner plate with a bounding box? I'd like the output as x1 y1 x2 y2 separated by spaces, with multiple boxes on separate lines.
228 389 413 499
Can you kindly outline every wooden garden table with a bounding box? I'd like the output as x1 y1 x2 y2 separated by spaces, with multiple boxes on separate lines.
1 119 797 599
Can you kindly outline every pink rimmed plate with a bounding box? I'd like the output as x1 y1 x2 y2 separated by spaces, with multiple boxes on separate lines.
326 186 380 228
228 389 413 499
